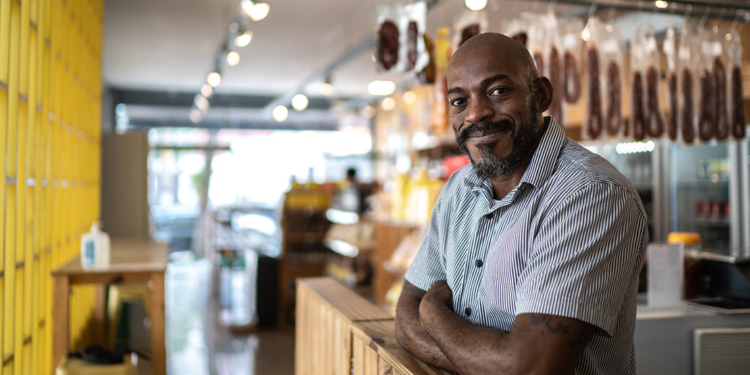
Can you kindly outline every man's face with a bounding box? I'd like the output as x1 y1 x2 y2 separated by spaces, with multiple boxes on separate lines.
447 47 542 180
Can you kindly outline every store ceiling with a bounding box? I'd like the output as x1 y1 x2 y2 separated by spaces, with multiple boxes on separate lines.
102 0 740 130
103 0 581 96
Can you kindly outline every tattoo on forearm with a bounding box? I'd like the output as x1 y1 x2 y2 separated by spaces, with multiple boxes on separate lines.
529 314 570 335
568 330 588 348
403 281 427 297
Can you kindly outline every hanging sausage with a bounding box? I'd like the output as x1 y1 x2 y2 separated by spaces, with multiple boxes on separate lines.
664 26 679 141
678 27 697 144
643 30 665 139
630 27 647 141
726 29 746 139
561 18 584 104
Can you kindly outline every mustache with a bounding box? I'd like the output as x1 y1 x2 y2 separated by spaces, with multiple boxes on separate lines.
457 120 513 143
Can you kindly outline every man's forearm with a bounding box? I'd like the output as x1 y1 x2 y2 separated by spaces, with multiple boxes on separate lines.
420 300 591 375
420 300 513 375
395 283 456 372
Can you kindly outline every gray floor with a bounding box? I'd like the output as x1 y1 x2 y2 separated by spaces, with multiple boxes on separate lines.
166 259 295 375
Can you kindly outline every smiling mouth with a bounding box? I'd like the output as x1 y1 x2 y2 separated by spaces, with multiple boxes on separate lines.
467 127 507 139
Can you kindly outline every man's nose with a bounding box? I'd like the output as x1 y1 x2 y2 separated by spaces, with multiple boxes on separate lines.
464 96 494 124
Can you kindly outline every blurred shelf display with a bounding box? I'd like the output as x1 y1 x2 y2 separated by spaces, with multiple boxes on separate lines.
278 182 334 325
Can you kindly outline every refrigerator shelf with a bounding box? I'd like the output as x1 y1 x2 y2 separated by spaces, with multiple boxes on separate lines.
676 180 729 187
690 217 732 227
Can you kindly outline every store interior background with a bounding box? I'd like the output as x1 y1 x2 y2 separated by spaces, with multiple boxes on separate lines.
3 0 750 374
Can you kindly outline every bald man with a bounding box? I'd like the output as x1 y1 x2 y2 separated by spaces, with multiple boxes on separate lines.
395 33 647 375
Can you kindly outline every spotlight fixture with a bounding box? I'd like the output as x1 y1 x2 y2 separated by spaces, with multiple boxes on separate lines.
320 74 334 96
201 84 213 97
235 31 253 47
465 0 487 11
250 2 270 21
189 108 202 124
292 94 309 111
361 105 375 119
368 80 396 96
207 72 222 87
381 97 396 111
227 51 241 67
273 105 289 122
241 0 270 22
403 90 417 104
194 94 210 112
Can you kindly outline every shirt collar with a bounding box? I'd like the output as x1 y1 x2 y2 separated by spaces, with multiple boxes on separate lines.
463 116 566 192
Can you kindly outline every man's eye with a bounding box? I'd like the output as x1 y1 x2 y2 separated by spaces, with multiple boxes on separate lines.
450 98 465 106
490 88 507 95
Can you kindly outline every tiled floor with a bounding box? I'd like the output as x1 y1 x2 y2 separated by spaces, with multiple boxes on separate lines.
166 259 295 375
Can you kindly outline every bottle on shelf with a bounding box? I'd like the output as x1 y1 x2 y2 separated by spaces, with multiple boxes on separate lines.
430 27 451 135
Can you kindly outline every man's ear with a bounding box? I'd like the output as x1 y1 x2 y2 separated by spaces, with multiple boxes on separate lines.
535 77 553 114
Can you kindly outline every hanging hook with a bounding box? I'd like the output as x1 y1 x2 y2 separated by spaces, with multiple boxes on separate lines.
606 2 617 23
682 4 693 28
588 1 598 18
547 0 558 14
699 5 710 29
730 9 742 32
713 7 725 30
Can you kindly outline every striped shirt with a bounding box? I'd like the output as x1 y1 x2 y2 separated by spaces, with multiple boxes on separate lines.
405 117 648 375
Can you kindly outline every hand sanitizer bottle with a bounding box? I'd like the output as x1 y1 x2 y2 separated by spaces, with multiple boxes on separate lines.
81 222 111 269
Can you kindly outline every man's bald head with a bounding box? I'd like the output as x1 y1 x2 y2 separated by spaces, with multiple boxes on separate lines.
449 33 539 85
444 32 554 182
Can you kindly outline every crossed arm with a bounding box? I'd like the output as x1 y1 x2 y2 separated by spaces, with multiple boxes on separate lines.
395 280 595 375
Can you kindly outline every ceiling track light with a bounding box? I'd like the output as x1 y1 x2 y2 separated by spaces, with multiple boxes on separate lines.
207 72 222 87
226 51 241 67
292 94 309 111
273 105 289 122
320 74 334 96
465 0 487 11
241 0 270 22
235 31 253 47
201 84 213 97
191 0 265 122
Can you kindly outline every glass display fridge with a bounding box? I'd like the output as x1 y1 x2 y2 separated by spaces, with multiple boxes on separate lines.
666 136 750 255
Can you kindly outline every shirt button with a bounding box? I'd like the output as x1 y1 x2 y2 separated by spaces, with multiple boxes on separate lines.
475 259 483 268
465 307 472 316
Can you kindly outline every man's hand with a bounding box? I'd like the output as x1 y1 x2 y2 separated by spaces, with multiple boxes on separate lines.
394 281 456 372
422 280 453 311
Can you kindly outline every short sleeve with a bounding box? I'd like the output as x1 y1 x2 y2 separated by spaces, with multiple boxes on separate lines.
515 183 647 336
404 187 449 292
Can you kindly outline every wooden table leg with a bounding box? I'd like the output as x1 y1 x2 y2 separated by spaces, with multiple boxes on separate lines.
93 284 107 346
150 272 166 375
52 275 70 373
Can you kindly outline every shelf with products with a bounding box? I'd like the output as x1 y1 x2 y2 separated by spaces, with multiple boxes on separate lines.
278 182 335 326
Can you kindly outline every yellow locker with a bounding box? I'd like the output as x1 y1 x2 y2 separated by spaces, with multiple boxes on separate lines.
0 0 10 85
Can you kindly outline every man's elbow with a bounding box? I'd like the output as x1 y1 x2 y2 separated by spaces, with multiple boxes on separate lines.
394 312 409 349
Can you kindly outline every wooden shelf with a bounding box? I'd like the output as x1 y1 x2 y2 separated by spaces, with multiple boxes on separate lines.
283 232 328 242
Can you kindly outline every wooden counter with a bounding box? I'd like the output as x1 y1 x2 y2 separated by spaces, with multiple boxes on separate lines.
296 277 451 375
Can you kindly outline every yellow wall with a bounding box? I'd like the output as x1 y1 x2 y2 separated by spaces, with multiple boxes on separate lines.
1 0 103 373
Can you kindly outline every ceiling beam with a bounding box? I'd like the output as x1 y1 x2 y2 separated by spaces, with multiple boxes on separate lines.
540 0 750 20
125 118 340 131
113 88 336 110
